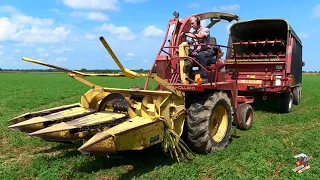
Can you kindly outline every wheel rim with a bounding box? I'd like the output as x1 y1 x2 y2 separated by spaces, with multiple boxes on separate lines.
245 108 253 126
209 105 228 142
289 94 293 110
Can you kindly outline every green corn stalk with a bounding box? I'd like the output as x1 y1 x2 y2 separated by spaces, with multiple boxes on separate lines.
161 119 195 162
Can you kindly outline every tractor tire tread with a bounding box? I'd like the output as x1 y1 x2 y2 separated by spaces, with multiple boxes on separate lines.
292 86 301 105
237 103 253 130
186 91 233 154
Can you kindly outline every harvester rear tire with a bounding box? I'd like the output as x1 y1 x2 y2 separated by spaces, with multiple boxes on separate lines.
237 103 253 130
292 86 301 105
278 92 293 113
186 91 233 154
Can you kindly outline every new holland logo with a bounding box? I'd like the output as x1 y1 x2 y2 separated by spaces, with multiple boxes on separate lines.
176 86 196 90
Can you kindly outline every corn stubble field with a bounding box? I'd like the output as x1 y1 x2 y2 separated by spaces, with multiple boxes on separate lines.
0 72 319 179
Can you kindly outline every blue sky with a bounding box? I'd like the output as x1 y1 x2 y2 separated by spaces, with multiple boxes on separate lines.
0 0 319 71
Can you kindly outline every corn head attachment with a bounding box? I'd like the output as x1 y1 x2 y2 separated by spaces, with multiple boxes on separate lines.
8 36 186 157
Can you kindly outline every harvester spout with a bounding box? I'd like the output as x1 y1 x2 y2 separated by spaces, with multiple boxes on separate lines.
99 36 148 79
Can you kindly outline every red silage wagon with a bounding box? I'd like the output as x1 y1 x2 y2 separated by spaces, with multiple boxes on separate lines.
224 19 305 113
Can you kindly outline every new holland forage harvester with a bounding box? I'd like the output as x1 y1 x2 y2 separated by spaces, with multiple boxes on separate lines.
224 19 304 113
8 12 254 159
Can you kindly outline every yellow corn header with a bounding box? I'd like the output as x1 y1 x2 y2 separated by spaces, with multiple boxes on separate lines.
9 36 187 158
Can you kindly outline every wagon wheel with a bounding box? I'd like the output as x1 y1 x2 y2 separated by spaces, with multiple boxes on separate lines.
278 92 293 113
292 86 302 105
236 103 253 130
186 91 233 154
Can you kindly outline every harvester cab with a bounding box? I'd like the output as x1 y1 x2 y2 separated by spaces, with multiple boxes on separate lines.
8 12 254 160
146 12 240 87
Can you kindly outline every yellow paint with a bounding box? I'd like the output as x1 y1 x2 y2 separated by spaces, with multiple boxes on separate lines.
12 36 191 155
250 75 256 78
209 105 228 143
29 112 126 140
179 41 190 84
8 107 94 133
239 80 262 84
225 58 280 62
78 116 164 154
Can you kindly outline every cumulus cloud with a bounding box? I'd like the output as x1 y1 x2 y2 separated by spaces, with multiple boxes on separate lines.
63 0 119 10
0 5 18 14
56 57 68 62
0 7 71 43
124 0 148 3
53 47 72 54
12 26 71 43
312 4 320 18
126 52 135 57
11 14 54 26
213 4 240 12
85 33 96 40
36 48 49 57
99 23 136 40
70 11 109 21
143 25 165 37
124 52 136 60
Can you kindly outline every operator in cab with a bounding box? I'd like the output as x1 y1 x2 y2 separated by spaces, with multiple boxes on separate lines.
181 15 214 84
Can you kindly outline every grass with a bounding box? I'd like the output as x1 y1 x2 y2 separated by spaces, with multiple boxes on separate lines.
0 72 319 179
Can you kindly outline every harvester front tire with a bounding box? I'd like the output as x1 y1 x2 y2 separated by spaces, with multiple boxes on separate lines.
278 92 293 113
186 91 233 154
237 103 253 130
292 86 301 105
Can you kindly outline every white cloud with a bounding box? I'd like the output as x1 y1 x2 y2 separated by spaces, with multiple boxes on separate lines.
0 17 18 40
143 25 165 37
15 42 34 47
99 23 136 40
14 49 20 53
312 4 320 18
53 47 72 54
87 12 108 21
188 3 200 8
63 0 119 10
0 9 71 43
85 33 96 40
298 32 309 39
124 0 148 3
0 51 3 55
213 4 240 12
11 14 54 26
70 11 109 21
143 59 147 63
12 26 71 43
124 52 136 60
126 52 135 57
56 57 68 62
0 5 17 14
36 48 49 57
